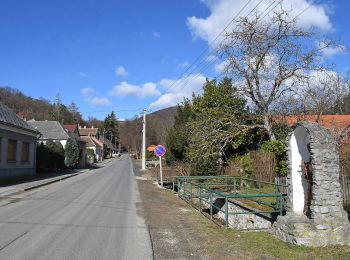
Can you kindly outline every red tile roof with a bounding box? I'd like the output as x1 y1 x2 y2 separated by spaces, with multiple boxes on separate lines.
65 124 78 133
273 115 350 130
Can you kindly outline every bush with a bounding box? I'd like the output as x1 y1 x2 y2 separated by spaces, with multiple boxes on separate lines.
230 153 252 176
86 148 95 164
189 156 217 176
261 140 287 175
36 140 65 172
65 138 80 168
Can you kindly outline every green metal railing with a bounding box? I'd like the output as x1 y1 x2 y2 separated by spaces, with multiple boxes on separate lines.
173 175 287 227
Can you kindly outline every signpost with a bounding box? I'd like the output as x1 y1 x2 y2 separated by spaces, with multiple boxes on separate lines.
154 145 166 187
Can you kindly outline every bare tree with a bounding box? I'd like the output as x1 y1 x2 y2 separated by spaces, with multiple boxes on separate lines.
219 6 335 140
303 70 341 121
68 101 79 123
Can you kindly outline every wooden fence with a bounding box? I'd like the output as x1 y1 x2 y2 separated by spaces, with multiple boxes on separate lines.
340 175 350 204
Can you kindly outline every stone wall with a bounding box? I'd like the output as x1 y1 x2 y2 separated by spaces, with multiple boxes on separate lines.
271 121 350 247
217 200 272 230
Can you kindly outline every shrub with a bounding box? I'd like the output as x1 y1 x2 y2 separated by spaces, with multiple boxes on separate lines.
230 153 252 176
65 138 80 168
36 140 65 172
261 140 287 175
86 148 95 164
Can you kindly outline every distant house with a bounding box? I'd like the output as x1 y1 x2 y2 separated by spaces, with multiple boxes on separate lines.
79 126 103 161
64 124 87 168
0 102 40 180
103 138 116 157
27 120 70 147
80 135 103 162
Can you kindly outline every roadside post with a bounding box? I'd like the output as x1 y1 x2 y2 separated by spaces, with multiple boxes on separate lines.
154 145 166 187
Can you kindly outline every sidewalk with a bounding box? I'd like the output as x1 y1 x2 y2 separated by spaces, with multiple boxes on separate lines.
0 158 114 199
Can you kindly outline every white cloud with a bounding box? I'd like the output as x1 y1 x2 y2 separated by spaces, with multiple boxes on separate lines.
109 81 161 98
80 87 95 95
152 31 161 38
150 74 206 109
319 43 346 58
187 0 333 46
115 66 128 77
87 97 111 106
177 62 190 69
214 60 228 73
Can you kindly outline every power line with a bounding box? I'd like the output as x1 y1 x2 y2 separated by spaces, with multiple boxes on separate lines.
149 0 261 103
156 0 278 100
157 0 314 103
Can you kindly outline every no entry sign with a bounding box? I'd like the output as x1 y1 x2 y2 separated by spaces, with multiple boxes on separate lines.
154 145 166 157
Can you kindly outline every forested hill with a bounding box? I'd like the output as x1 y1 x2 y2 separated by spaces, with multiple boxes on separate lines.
0 86 178 150
0 87 84 124
119 106 177 152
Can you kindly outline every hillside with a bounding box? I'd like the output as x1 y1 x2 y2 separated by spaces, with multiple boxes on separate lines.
0 86 178 153
0 87 84 124
119 106 177 153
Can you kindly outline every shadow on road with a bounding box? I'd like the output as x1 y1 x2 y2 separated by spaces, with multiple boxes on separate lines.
0 164 102 187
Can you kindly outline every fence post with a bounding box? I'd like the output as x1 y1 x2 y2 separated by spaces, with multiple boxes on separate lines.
190 182 193 204
225 196 228 228
199 186 202 212
210 193 213 219
279 193 283 215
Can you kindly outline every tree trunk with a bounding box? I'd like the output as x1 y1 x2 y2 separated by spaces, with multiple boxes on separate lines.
263 113 276 141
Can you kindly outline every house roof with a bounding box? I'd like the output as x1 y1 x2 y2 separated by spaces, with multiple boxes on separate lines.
79 127 98 136
0 102 38 133
273 115 350 130
65 124 79 134
91 136 103 148
81 136 96 147
27 121 70 140
102 138 115 149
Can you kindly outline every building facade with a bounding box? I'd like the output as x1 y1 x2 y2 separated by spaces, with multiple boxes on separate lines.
0 102 39 180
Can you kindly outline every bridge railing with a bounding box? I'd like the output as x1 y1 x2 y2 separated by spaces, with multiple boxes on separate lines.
173 175 287 227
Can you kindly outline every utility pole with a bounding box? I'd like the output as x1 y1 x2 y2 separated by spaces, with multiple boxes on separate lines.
141 109 147 170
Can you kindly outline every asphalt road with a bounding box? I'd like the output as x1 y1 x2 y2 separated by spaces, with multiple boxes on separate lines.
0 155 153 260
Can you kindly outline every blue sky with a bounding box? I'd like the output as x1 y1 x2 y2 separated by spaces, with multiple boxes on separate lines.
0 0 349 120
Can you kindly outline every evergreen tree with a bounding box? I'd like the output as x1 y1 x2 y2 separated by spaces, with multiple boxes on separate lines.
165 99 192 164
187 77 261 175
65 138 80 168
103 111 120 147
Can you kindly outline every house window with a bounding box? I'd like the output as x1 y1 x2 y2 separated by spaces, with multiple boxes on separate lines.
7 139 17 162
21 142 30 162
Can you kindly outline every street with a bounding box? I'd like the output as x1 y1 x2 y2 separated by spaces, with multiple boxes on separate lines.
0 155 153 260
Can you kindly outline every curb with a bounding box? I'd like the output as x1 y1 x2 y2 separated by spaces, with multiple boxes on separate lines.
23 173 79 191
0 160 112 198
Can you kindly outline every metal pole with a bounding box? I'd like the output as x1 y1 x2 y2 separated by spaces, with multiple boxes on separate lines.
159 156 163 187
141 109 146 170
225 196 228 227
210 193 213 219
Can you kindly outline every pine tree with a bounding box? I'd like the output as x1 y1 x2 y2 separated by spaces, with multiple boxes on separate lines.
64 138 80 168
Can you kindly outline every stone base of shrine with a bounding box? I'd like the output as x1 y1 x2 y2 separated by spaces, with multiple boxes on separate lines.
270 213 350 247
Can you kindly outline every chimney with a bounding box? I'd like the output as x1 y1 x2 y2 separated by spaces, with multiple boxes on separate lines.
84 126 86 128
92 126 94 129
